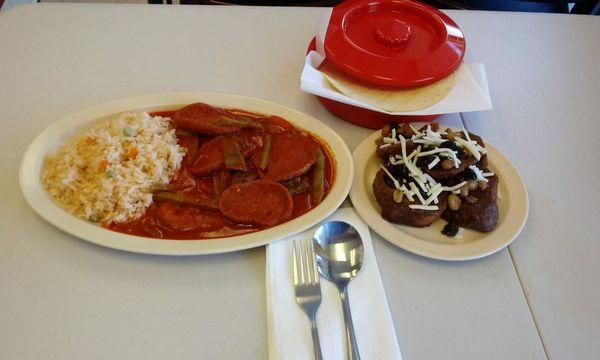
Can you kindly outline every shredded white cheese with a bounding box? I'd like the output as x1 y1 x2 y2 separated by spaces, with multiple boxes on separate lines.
418 147 461 167
414 177 428 193
428 156 440 169
427 182 442 195
380 125 491 211
389 155 403 165
441 181 468 192
454 137 480 161
380 165 400 189
398 185 413 202
409 204 439 211
424 187 443 206
468 165 492 183
409 182 427 204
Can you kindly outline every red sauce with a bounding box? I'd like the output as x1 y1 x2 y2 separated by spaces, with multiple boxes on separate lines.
108 107 335 240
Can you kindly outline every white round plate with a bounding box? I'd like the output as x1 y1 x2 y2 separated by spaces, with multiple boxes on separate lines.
350 130 528 261
19 92 354 255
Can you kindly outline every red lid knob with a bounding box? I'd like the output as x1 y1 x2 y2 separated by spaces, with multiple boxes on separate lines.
373 20 412 48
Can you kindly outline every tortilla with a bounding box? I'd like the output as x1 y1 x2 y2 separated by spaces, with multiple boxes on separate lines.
319 60 456 112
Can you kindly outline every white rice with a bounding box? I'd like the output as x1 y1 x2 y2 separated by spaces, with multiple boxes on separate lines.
42 111 185 224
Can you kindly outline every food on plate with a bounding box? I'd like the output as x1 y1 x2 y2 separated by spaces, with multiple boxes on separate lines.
371 122 498 235
42 112 184 224
156 203 228 232
319 59 456 112
373 169 448 227
263 132 318 182
218 180 293 227
187 135 255 176
173 102 259 135
42 102 334 240
442 170 499 232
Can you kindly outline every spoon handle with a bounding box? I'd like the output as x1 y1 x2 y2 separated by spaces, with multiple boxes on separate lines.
339 286 361 360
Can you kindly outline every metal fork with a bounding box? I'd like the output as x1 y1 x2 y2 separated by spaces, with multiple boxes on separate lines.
293 238 323 360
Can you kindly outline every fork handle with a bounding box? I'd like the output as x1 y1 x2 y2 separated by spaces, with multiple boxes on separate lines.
309 314 323 360
339 286 361 360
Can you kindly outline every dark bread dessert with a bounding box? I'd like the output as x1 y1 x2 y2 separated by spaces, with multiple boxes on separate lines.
443 172 499 232
375 123 418 160
373 169 447 227
372 122 499 235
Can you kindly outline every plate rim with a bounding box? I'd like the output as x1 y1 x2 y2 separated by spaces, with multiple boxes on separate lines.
19 92 354 256
349 129 529 261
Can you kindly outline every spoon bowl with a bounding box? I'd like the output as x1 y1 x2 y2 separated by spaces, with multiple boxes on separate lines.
313 221 364 285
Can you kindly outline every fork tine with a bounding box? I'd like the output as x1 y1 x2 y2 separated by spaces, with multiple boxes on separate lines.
299 240 307 284
304 238 315 284
302 238 315 285
293 240 300 286
300 238 309 284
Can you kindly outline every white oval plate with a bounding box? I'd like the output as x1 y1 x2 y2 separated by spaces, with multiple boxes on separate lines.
19 92 354 255
350 130 528 261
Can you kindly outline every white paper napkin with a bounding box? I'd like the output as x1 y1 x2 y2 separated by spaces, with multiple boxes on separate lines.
266 208 402 360
300 10 493 116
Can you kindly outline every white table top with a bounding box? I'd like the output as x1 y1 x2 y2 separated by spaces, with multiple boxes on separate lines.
0 4 597 359
458 11 600 359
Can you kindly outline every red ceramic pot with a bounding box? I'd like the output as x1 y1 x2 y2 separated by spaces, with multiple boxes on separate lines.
307 0 466 129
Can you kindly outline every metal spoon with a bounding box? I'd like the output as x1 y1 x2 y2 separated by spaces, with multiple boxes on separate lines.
313 221 364 360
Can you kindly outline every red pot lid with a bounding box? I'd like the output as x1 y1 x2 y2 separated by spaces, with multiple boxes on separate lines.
323 0 466 87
